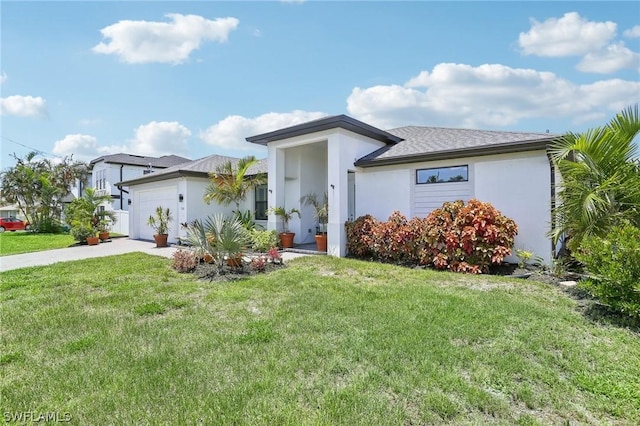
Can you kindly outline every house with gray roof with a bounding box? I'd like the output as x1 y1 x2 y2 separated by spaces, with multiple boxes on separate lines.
118 114 557 263
247 114 557 263
88 153 191 212
118 155 267 244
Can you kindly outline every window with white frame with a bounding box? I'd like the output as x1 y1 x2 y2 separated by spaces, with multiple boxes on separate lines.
416 165 469 184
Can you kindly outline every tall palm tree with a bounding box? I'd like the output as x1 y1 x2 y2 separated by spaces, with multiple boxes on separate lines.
203 156 267 213
549 104 640 251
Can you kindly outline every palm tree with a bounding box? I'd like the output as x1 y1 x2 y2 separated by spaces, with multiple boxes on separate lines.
549 104 640 252
203 156 267 213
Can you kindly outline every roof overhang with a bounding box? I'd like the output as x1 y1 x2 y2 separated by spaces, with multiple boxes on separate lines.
354 138 554 167
117 170 208 187
246 114 403 146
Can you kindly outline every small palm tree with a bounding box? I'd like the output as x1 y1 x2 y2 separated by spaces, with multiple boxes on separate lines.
300 192 329 234
268 206 300 233
203 156 267 213
147 206 172 235
549 104 640 251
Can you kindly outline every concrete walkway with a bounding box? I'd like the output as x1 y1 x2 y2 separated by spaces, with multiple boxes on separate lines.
0 238 308 272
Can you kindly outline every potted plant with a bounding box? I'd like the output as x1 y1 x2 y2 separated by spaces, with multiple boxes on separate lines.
300 192 329 252
147 206 173 247
268 206 300 248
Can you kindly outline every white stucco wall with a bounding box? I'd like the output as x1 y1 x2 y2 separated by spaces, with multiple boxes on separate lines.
354 150 552 264
474 151 552 264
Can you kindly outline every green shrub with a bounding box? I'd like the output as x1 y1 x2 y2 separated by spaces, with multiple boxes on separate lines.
250 228 278 253
70 223 94 242
574 224 640 318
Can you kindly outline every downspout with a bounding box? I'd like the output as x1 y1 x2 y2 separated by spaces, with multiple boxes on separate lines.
546 150 556 259
120 165 124 210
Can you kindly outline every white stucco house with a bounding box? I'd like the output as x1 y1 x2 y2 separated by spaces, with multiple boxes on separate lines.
121 115 558 264
246 115 557 264
118 155 268 244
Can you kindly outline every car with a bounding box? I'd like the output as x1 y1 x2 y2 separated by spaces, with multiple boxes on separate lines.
0 217 30 232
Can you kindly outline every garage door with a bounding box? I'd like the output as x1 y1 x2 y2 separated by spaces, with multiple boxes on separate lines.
137 187 178 242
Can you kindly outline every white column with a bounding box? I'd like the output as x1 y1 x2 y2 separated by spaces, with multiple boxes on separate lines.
268 146 285 233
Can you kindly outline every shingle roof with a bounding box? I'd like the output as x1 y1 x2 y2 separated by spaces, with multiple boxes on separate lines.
117 155 267 186
355 126 558 167
89 153 191 168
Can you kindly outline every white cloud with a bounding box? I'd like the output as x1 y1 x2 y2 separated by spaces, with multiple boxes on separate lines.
0 72 7 84
200 110 328 150
128 121 191 156
577 42 640 73
518 12 616 57
52 134 120 161
0 95 48 118
92 13 239 64
624 25 640 38
346 63 640 130
52 121 191 161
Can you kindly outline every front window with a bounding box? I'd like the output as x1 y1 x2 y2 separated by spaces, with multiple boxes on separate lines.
254 185 268 220
416 165 468 184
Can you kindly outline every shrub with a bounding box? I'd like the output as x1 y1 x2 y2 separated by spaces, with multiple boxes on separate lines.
171 249 198 273
574 224 640 318
268 247 282 264
250 256 267 272
422 199 518 273
250 229 278 252
70 223 94 242
346 199 518 274
345 214 379 258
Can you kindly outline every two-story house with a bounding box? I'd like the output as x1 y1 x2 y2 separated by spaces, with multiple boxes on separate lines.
89 153 191 211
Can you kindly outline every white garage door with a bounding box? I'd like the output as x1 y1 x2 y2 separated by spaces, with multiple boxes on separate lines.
137 187 178 241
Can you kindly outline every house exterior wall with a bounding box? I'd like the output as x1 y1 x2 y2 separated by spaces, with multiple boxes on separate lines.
128 179 180 243
355 150 553 264
92 161 166 211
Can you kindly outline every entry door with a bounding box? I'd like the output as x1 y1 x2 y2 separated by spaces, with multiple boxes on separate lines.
348 171 356 221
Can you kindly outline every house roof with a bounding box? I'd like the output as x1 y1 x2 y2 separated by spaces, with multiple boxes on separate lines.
355 126 558 167
117 154 268 187
89 153 191 169
246 114 403 146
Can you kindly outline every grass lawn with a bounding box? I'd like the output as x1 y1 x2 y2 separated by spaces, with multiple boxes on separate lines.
0 232 75 256
1 254 638 425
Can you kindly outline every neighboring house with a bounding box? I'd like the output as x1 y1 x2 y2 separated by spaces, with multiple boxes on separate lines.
246 115 558 264
118 155 268 244
89 153 191 211
0 204 23 220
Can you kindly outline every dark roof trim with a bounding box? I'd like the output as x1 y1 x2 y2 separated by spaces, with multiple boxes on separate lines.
246 114 403 146
354 138 554 167
117 170 208 187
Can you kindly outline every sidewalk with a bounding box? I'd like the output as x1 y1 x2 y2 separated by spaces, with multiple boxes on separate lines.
0 238 308 272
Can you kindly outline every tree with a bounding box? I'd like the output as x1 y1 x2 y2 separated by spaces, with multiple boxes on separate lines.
0 152 88 232
549 104 640 252
203 156 266 213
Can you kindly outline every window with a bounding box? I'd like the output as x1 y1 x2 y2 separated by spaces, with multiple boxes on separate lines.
416 165 468 184
254 185 268 220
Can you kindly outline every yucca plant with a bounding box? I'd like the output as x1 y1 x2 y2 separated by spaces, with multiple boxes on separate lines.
300 192 329 234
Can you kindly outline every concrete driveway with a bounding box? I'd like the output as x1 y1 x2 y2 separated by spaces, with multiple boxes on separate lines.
0 238 178 272
0 237 309 272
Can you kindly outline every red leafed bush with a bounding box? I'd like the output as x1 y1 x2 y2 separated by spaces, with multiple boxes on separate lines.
345 214 379 258
422 199 518 273
171 249 198 273
346 199 518 274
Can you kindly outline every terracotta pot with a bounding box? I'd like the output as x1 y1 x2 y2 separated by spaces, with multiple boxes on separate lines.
98 231 110 241
86 236 100 246
153 234 169 248
203 254 214 264
315 234 327 252
279 232 295 248
226 255 243 268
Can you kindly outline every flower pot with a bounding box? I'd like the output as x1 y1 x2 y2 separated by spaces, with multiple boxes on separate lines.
279 232 295 248
86 236 100 246
153 234 169 248
315 234 327 252
203 254 214 264
226 254 243 268
98 231 110 241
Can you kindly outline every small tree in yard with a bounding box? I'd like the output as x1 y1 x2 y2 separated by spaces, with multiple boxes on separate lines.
203 156 266 214
1 152 88 232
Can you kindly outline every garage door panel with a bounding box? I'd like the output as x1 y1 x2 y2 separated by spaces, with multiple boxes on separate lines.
137 187 178 241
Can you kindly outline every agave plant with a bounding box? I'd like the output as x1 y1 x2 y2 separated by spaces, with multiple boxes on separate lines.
183 214 250 269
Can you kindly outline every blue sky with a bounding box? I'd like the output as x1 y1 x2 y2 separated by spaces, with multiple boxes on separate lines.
1 1 639 168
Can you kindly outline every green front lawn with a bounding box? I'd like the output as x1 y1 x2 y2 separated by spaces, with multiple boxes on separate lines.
1 255 638 424
0 232 75 256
